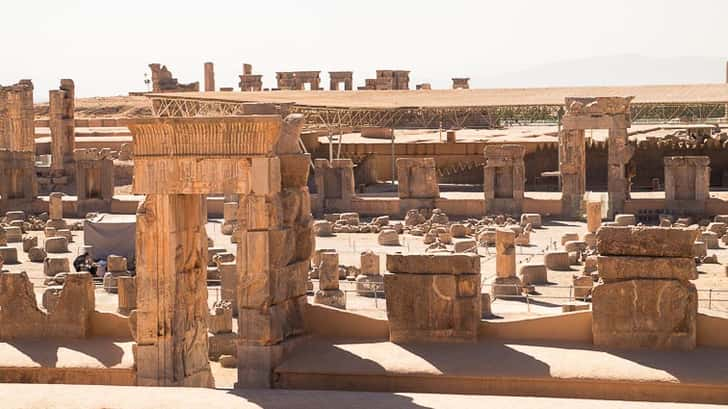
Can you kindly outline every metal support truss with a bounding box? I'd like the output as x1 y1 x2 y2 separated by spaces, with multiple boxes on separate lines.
149 96 728 129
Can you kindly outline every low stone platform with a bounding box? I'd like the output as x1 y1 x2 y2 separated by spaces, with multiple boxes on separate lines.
274 337 728 405
2 383 723 409
0 338 135 386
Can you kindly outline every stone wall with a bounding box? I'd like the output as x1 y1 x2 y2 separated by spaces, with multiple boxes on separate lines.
312 158 355 214
329 71 353 91
664 156 710 214
0 80 37 210
239 64 263 92
483 144 525 214
396 158 439 199
148 63 199 93
75 148 114 215
0 272 94 339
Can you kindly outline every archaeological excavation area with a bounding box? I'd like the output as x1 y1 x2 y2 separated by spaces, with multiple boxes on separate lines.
2 63 728 407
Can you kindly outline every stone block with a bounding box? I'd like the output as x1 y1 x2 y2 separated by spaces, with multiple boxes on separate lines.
450 224 467 238
707 222 727 236
237 296 306 346
208 302 233 334
22 236 37 252
564 240 586 253
518 263 547 285
573 276 593 299
592 280 697 350
495 229 516 279
56 229 72 243
384 272 480 342
386 253 480 275
43 257 70 276
28 247 47 262
313 288 346 309
520 213 541 228
6 227 22 243
544 251 570 270
561 233 579 245
481 293 492 318
614 214 636 226
5 211 25 222
107 255 128 272
360 251 380 275
562 302 590 313
377 229 400 246
208 332 236 361
701 231 720 249
597 256 696 282
45 237 69 253
44 227 57 238
355 274 383 296
453 239 477 253
586 201 602 233
489 276 522 298
313 220 332 236
596 226 699 257
0 247 18 264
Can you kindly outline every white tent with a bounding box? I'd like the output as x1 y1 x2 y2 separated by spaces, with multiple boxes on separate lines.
83 214 136 267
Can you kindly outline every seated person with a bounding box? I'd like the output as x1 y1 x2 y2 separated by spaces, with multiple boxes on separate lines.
73 252 98 276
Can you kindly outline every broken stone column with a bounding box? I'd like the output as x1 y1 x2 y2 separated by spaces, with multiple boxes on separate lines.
204 62 215 92
49 79 75 179
607 126 633 217
490 229 521 298
46 192 67 229
384 254 481 342
585 201 602 248
593 226 699 350
0 80 38 209
559 128 585 218
355 251 382 296
117 275 136 315
483 145 525 214
452 78 470 89
218 261 238 315
314 251 346 308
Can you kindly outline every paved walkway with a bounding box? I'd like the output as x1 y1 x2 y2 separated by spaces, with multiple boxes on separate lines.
2 384 725 409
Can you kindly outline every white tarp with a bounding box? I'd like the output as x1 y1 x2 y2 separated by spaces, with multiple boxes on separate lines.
83 214 136 267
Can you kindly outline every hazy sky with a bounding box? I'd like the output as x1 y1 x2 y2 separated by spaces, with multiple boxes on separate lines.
2 0 728 100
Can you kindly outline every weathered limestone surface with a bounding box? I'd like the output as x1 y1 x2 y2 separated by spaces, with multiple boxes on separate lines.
149 63 199 92
49 79 75 175
75 148 115 214
313 159 355 213
597 256 697 283
0 272 94 339
586 202 602 234
204 62 215 92
664 156 710 214
593 226 698 350
592 279 697 350
495 229 516 279
596 226 699 257
397 158 439 199
483 145 525 214
329 71 353 91
386 253 480 275
384 254 480 343
0 80 37 207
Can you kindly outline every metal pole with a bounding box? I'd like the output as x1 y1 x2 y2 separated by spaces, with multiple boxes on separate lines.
391 130 396 187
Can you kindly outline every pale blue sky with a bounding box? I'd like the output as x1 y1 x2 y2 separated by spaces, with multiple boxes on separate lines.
2 0 727 100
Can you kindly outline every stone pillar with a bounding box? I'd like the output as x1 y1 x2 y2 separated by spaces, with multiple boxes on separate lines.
0 80 37 208
664 156 710 214
586 201 602 234
483 145 525 214
313 251 345 308
204 62 215 92
135 194 212 387
117 275 136 315
218 261 237 315
607 127 633 217
490 228 521 297
49 79 75 177
46 192 67 229
559 128 585 218
222 201 238 235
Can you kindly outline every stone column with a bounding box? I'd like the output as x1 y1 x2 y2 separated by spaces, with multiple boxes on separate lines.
49 80 75 176
313 251 345 308
46 192 67 229
355 251 382 296
204 62 215 92
222 201 238 235
490 228 521 297
135 194 213 387
607 127 632 217
559 129 586 218
117 275 136 315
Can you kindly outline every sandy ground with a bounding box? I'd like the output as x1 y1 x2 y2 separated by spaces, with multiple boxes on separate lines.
4 383 724 409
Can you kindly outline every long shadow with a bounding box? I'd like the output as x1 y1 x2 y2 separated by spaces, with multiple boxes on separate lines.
230 388 433 409
6 337 126 368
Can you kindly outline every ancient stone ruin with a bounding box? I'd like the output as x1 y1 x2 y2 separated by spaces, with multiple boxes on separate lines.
328 71 353 91
204 62 215 92
238 63 263 92
148 63 199 92
593 226 699 350
49 79 75 181
276 71 322 91
452 78 470 89
664 156 710 214
0 80 37 210
483 144 525 214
